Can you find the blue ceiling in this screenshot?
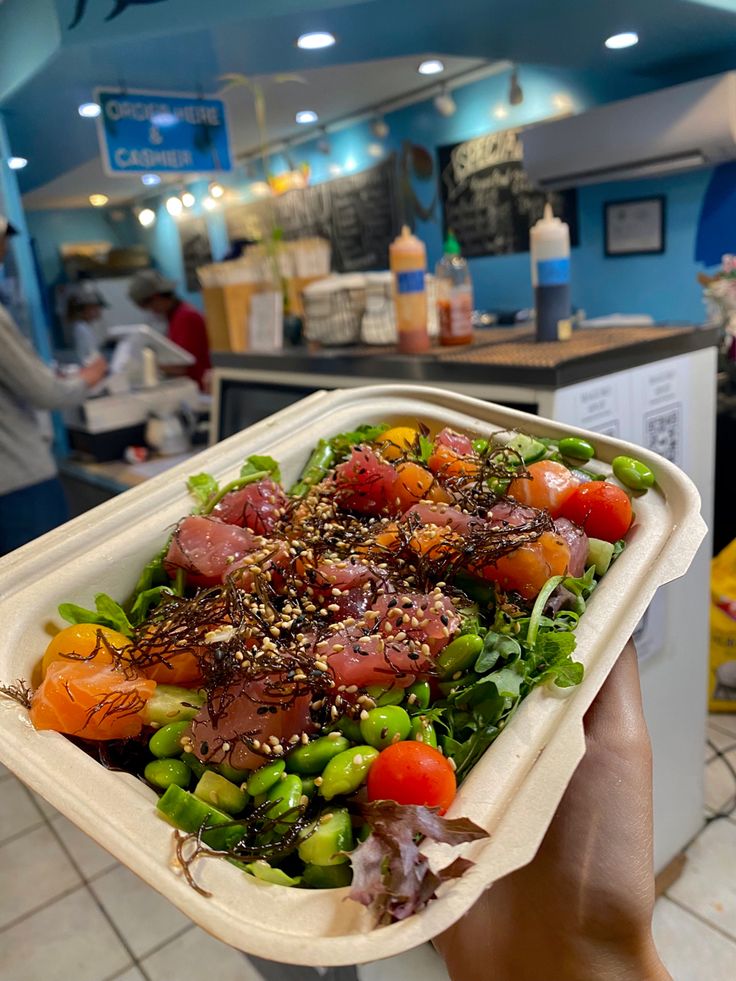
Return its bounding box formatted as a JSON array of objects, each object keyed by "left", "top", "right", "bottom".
[{"left": 5, "top": 0, "right": 736, "bottom": 194}]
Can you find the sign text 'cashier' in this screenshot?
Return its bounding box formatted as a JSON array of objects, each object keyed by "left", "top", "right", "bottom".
[{"left": 96, "top": 89, "right": 232, "bottom": 175}]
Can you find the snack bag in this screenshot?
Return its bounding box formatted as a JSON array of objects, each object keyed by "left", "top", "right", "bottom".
[{"left": 710, "top": 537, "right": 736, "bottom": 711}]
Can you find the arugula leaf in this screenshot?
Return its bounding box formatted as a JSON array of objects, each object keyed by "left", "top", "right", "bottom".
[
  {"left": 187, "top": 472, "right": 219, "bottom": 508},
  {"left": 416, "top": 434, "right": 434, "bottom": 464},
  {"left": 240, "top": 455, "right": 281, "bottom": 482},
  {"left": 130, "top": 546, "right": 169, "bottom": 598},
  {"left": 329, "top": 424, "right": 390, "bottom": 459},
  {"left": 484, "top": 666, "right": 523, "bottom": 698},
  {"left": 542, "top": 660, "right": 584, "bottom": 688},
  {"left": 129, "top": 586, "right": 174, "bottom": 625},
  {"left": 474, "top": 631, "right": 521, "bottom": 673},
  {"left": 59, "top": 593, "right": 133, "bottom": 637},
  {"left": 535, "top": 630, "right": 577, "bottom": 663},
  {"left": 612, "top": 539, "right": 626, "bottom": 562}
]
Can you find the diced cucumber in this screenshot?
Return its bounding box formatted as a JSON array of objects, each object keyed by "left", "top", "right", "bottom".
[
  {"left": 156, "top": 784, "right": 244, "bottom": 850},
  {"left": 193, "top": 770, "right": 248, "bottom": 815},
  {"left": 301, "top": 862, "right": 353, "bottom": 889},
  {"left": 245, "top": 860, "right": 300, "bottom": 887},
  {"left": 506, "top": 434, "right": 546, "bottom": 464},
  {"left": 141, "top": 685, "right": 204, "bottom": 726},
  {"left": 587, "top": 538, "right": 615, "bottom": 576},
  {"left": 298, "top": 809, "right": 353, "bottom": 866}
]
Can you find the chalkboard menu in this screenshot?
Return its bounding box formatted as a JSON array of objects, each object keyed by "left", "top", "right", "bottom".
[
  {"left": 438, "top": 129, "right": 578, "bottom": 258},
  {"left": 225, "top": 157, "right": 400, "bottom": 272}
]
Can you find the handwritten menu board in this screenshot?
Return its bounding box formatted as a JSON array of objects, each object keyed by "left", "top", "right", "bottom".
[
  {"left": 225, "top": 157, "right": 400, "bottom": 272},
  {"left": 438, "top": 128, "right": 578, "bottom": 258}
]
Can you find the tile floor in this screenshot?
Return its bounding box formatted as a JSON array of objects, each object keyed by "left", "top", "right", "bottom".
[{"left": 0, "top": 715, "right": 734, "bottom": 981}]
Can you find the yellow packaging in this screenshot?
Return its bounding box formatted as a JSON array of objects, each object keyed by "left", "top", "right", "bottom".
[{"left": 709, "top": 537, "right": 736, "bottom": 711}]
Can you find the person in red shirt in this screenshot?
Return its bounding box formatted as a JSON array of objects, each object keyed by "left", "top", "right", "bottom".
[{"left": 128, "top": 270, "right": 211, "bottom": 389}]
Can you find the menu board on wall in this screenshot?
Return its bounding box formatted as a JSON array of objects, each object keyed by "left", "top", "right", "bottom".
[
  {"left": 224, "top": 157, "right": 400, "bottom": 272},
  {"left": 438, "top": 128, "right": 578, "bottom": 258}
]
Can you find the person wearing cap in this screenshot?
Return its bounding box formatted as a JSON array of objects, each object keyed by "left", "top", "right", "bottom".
[
  {"left": 128, "top": 270, "right": 211, "bottom": 389},
  {"left": 0, "top": 215, "right": 107, "bottom": 555},
  {"left": 67, "top": 281, "right": 108, "bottom": 362}
]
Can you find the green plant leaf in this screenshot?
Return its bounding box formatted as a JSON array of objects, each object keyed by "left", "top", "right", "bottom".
[
  {"left": 187, "top": 472, "right": 219, "bottom": 507},
  {"left": 58, "top": 594, "right": 133, "bottom": 637},
  {"left": 240, "top": 455, "right": 281, "bottom": 482}
]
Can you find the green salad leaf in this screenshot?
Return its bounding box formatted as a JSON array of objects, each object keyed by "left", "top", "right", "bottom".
[
  {"left": 187, "top": 472, "right": 219, "bottom": 508},
  {"left": 241, "top": 454, "right": 281, "bottom": 482},
  {"left": 58, "top": 593, "right": 133, "bottom": 637},
  {"left": 329, "top": 424, "right": 390, "bottom": 459}
]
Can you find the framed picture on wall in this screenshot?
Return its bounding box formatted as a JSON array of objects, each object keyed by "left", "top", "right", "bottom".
[{"left": 604, "top": 196, "right": 665, "bottom": 257}]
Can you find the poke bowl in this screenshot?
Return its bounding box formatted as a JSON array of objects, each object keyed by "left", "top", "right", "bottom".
[{"left": 0, "top": 385, "right": 706, "bottom": 966}]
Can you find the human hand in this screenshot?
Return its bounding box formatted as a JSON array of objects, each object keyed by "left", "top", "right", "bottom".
[
  {"left": 435, "top": 642, "right": 671, "bottom": 981},
  {"left": 79, "top": 356, "right": 107, "bottom": 388}
]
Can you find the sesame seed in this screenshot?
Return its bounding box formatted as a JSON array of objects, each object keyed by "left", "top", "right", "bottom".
[
  {"left": 314, "top": 776, "right": 323, "bottom": 786},
  {"left": 301, "top": 732, "right": 310, "bottom": 744},
  {"left": 447, "top": 757, "right": 457, "bottom": 771},
  {"left": 360, "top": 710, "right": 369, "bottom": 721},
  {"left": 263, "top": 744, "right": 272, "bottom": 754},
  {"left": 327, "top": 604, "right": 341, "bottom": 613},
  {"left": 252, "top": 740, "right": 261, "bottom": 750}
]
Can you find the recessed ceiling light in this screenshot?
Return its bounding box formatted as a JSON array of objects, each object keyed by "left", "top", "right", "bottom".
[
  {"left": 181, "top": 191, "right": 195, "bottom": 208},
  {"left": 89, "top": 194, "right": 108, "bottom": 207},
  {"left": 605, "top": 31, "right": 639, "bottom": 49},
  {"left": 297, "top": 31, "right": 336, "bottom": 50},
  {"left": 417, "top": 59, "right": 444, "bottom": 76},
  {"left": 7, "top": 157, "right": 28, "bottom": 170},
  {"left": 141, "top": 173, "right": 161, "bottom": 186},
  {"left": 209, "top": 182, "right": 224, "bottom": 198},
  {"left": 78, "top": 102, "right": 101, "bottom": 118},
  {"left": 138, "top": 208, "right": 156, "bottom": 227},
  {"left": 166, "top": 196, "right": 183, "bottom": 217},
  {"left": 296, "top": 110, "right": 318, "bottom": 124}
]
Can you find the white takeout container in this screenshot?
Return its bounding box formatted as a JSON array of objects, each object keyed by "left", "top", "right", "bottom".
[{"left": 0, "top": 385, "right": 706, "bottom": 966}]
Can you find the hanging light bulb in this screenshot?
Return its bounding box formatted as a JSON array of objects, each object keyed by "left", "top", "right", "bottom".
[
  {"left": 166, "top": 195, "right": 183, "bottom": 217},
  {"left": 371, "top": 115, "right": 389, "bottom": 139},
  {"left": 434, "top": 86, "right": 457, "bottom": 117},
  {"left": 181, "top": 191, "right": 195, "bottom": 208},
  {"left": 209, "top": 182, "right": 224, "bottom": 198},
  {"left": 138, "top": 208, "right": 156, "bottom": 227},
  {"left": 508, "top": 69, "right": 524, "bottom": 106}
]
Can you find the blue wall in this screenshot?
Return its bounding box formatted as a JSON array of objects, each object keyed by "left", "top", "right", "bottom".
[{"left": 26, "top": 206, "right": 139, "bottom": 287}]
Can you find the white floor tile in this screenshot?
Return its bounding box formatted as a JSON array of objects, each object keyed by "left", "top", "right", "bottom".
[
  {"left": 28, "top": 787, "right": 59, "bottom": 819},
  {"left": 142, "top": 925, "right": 265, "bottom": 981},
  {"left": 706, "top": 724, "right": 736, "bottom": 763},
  {"left": 704, "top": 752, "right": 736, "bottom": 812},
  {"left": 108, "top": 970, "right": 146, "bottom": 981},
  {"left": 0, "top": 777, "right": 45, "bottom": 844},
  {"left": 90, "top": 864, "right": 191, "bottom": 959},
  {"left": 668, "top": 819, "right": 736, "bottom": 941},
  {"left": 359, "top": 943, "right": 450, "bottom": 981},
  {"left": 0, "top": 886, "right": 131, "bottom": 981},
  {"left": 50, "top": 813, "right": 119, "bottom": 879},
  {"left": 653, "top": 897, "right": 736, "bottom": 981},
  {"left": 709, "top": 713, "right": 736, "bottom": 738},
  {"left": 0, "top": 823, "right": 81, "bottom": 929}
]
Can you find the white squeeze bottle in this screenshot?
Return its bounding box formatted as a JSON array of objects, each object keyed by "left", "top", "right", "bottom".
[{"left": 529, "top": 203, "right": 571, "bottom": 342}]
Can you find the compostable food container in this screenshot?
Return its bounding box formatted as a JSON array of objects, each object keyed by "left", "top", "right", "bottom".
[{"left": 0, "top": 385, "right": 706, "bottom": 966}]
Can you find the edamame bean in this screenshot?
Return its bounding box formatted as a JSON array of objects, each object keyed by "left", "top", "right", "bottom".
[
  {"left": 217, "top": 760, "right": 250, "bottom": 783},
  {"left": 194, "top": 770, "right": 247, "bottom": 815},
  {"left": 145, "top": 758, "right": 191, "bottom": 791},
  {"left": 411, "top": 715, "right": 438, "bottom": 748},
  {"left": 319, "top": 746, "right": 379, "bottom": 801},
  {"left": 612, "top": 455, "right": 655, "bottom": 492},
  {"left": 406, "top": 680, "right": 431, "bottom": 709},
  {"left": 301, "top": 776, "right": 317, "bottom": 798},
  {"left": 264, "top": 774, "right": 304, "bottom": 832},
  {"left": 359, "top": 706, "right": 411, "bottom": 750},
  {"left": 148, "top": 721, "right": 190, "bottom": 759},
  {"left": 472, "top": 438, "right": 488, "bottom": 455},
  {"left": 246, "top": 759, "right": 286, "bottom": 796},
  {"left": 180, "top": 752, "right": 207, "bottom": 780},
  {"left": 558, "top": 436, "right": 596, "bottom": 461},
  {"left": 436, "top": 633, "right": 484, "bottom": 678},
  {"left": 285, "top": 735, "right": 350, "bottom": 775},
  {"left": 335, "top": 716, "right": 363, "bottom": 742},
  {"left": 298, "top": 808, "right": 353, "bottom": 866},
  {"left": 365, "top": 684, "right": 404, "bottom": 707}
]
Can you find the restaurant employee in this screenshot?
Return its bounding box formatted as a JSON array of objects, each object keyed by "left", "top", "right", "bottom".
[
  {"left": 128, "top": 270, "right": 211, "bottom": 389},
  {"left": 0, "top": 215, "right": 107, "bottom": 555}
]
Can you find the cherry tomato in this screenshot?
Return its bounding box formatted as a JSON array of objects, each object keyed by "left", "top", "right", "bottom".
[
  {"left": 41, "top": 623, "right": 132, "bottom": 679},
  {"left": 366, "top": 741, "right": 456, "bottom": 813},
  {"left": 560, "top": 481, "right": 633, "bottom": 542},
  {"left": 507, "top": 460, "right": 579, "bottom": 518}
]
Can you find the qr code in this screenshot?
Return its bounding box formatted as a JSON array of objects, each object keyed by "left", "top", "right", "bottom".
[{"left": 644, "top": 404, "right": 681, "bottom": 464}]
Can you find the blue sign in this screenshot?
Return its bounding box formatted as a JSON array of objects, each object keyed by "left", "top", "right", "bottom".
[{"left": 96, "top": 89, "right": 232, "bottom": 175}]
